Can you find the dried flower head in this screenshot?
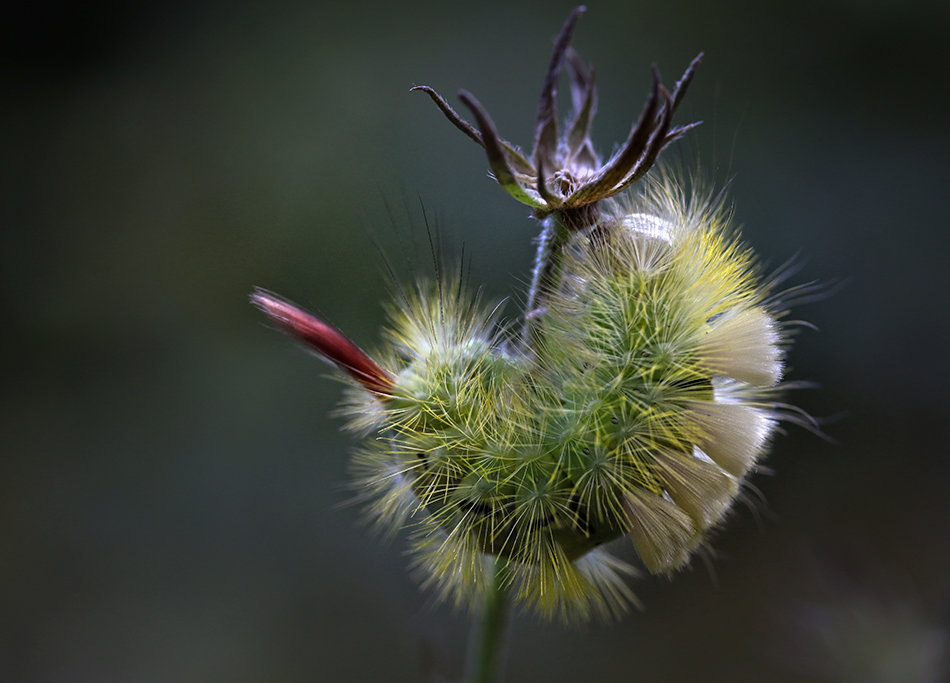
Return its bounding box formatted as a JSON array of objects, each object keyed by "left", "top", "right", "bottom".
[
  {"left": 253, "top": 6, "right": 798, "bottom": 622},
  {"left": 411, "top": 7, "right": 700, "bottom": 222}
]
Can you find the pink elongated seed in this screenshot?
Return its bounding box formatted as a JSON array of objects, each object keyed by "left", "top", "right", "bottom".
[{"left": 251, "top": 290, "right": 394, "bottom": 398}]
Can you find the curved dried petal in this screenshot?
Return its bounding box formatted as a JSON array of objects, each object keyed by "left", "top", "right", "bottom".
[
  {"left": 566, "top": 68, "right": 662, "bottom": 206},
  {"left": 565, "top": 54, "right": 597, "bottom": 163},
  {"left": 566, "top": 47, "right": 593, "bottom": 115},
  {"left": 535, "top": 155, "right": 558, "bottom": 208},
  {"left": 663, "top": 120, "right": 703, "bottom": 147},
  {"left": 534, "top": 6, "right": 586, "bottom": 175},
  {"left": 413, "top": 85, "right": 535, "bottom": 175},
  {"left": 612, "top": 88, "right": 675, "bottom": 194},
  {"left": 669, "top": 52, "right": 703, "bottom": 112},
  {"left": 410, "top": 85, "right": 484, "bottom": 147},
  {"left": 459, "top": 90, "right": 545, "bottom": 208}
]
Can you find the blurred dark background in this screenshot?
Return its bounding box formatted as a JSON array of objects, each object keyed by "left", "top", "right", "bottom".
[{"left": 3, "top": 1, "right": 949, "bottom": 681}]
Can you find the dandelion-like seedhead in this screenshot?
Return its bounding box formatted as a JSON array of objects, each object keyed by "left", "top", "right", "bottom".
[{"left": 252, "top": 7, "right": 799, "bottom": 623}]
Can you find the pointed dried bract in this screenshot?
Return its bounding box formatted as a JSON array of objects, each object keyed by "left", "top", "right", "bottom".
[{"left": 413, "top": 6, "right": 702, "bottom": 223}]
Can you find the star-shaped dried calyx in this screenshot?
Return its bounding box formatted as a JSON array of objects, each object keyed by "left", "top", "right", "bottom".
[{"left": 413, "top": 6, "right": 702, "bottom": 225}]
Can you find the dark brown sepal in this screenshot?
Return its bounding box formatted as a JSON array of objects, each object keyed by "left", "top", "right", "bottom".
[{"left": 414, "top": 6, "right": 702, "bottom": 220}]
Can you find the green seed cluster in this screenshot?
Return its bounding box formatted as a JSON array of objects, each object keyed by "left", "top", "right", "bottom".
[{"left": 346, "top": 180, "right": 784, "bottom": 621}]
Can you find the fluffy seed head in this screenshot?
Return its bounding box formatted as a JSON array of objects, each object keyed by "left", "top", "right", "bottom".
[
  {"left": 252, "top": 7, "right": 801, "bottom": 623},
  {"left": 330, "top": 175, "right": 789, "bottom": 621}
]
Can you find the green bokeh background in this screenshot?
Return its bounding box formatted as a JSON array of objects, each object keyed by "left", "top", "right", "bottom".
[{"left": 4, "top": 1, "right": 949, "bottom": 681}]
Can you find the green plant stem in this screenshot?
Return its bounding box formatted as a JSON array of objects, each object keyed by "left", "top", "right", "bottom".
[
  {"left": 524, "top": 213, "right": 571, "bottom": 345},
  {"left": 465, "top": 558, "right": 509, "bottom": 683}
]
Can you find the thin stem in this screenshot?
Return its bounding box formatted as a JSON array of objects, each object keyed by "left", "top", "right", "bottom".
[
  {"left": 465, "top": 558, "right": 510, "bottom": 683},
  {"left": 524, "top": 213, "right": 572, "bottom": 345}
]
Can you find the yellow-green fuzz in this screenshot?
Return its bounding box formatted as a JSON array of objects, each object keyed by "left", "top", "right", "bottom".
[
  {"left": 254, "top": 6, "right": 793, "bottom": 624},
  {"left": 345, "top": 180, "right": 784, "bottom": 621}
]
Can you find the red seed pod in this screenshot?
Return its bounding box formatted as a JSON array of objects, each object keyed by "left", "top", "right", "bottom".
[{"left": 251, "top": 290, "right": 393, "bottom": 397}]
